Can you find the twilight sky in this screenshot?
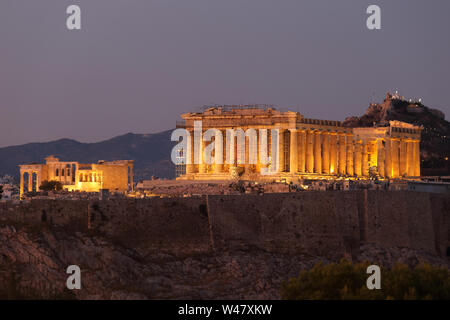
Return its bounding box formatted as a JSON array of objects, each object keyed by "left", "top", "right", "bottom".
[{"left": 0, "top": 0, "right": 449, "bottom": 147}]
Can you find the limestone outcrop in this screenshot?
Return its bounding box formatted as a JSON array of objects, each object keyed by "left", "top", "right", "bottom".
[{"left": 0, "top": 191, "right": 448, "bottom": 299}]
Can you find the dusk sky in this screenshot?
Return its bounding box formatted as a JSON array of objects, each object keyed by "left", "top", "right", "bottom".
[{"left": 0, "top": 0, "right": 449, "bottom": 147}]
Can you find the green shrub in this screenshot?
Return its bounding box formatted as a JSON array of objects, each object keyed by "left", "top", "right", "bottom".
[{"left": 281, "top": 260, "right": 450, "bottom": 300}]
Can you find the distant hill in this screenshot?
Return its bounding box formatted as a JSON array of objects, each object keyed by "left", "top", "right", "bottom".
[
  {"left": 343, "top": 93, "right": 450, "bottom": 175},
  {"left": 0, "top": 130, "right": 176, "bottom": 182}
]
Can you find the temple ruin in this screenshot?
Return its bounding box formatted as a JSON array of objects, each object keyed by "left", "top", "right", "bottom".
[
  {"left": 19, "top": 156, "right": 134, "bottom": 197},
  {"left": 175, "top": 105, "right": 421, "bottom": 181}
]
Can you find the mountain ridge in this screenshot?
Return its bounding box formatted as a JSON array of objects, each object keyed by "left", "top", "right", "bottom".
[{"left": 0, "top": 130, "right": 177, "bottom": 181}]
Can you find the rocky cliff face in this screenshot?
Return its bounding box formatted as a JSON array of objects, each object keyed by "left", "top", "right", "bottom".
[
  {"left": 0, "top": 191, "right": 448, "bottom": 299},
  {"left": 343, "top": 93, "right": 450, "bottom": 175},
  {"left": 0, "top": 225, "right": 446, "bottom": 300}
]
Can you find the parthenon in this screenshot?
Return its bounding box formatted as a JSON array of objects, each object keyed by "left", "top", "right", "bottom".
[
  {"left": 19, "top": 156, "right": 134, "bottom": 197},
  {"left": 175, "top": 105, "right": 421, "bottom": 181}
]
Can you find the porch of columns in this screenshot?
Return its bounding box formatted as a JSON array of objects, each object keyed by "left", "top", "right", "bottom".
[{"left": 20, "top": 170, "right": 41, "bottom": 196}]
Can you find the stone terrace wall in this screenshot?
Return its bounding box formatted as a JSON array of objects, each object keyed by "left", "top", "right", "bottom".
[
  {"left": 0, "top": 199, "right": 88, "bottom": 230},
  {"left": 0, "top": 191, "right": 448, "bottom": 259},
  {"left": 207, "top": 192, "right": 360, "bottom": 259},
  {"left": 89, "top": 197, "right": 211, "bottom": 256},
  {"left": 364, "top": 191, "right": 436, "bottom": 254}
]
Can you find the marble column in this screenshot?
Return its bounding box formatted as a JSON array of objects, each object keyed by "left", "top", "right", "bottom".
[
  {"left": 199, "top": 136, "right": 206, "bottom": 174},
  {"left": 36, "top": 170, "right": 41, "bottom": 192},
  {"left": 186, "top": 130, "right": 195, "bottom": 174},
  {"left": 277, "top": 129, "right": 285, "bottom": 172},
  {"left": 377, "top": 139, "right": 385, "bottom": 177},
  {"left": 391, "top": 139, "right": 400, "bottom": 178},
  {"left": 129, "top": 166, "right": 133, "bottom": 190},
  {"left": 245, "top": 135, "right": 250, "bottom": 172},
  {"left": 322, "top": 132, "right": 330, "bottom": 174},
  {"left": 306, "top": 130, "right": 314, "bottom": 173},
  {"left": 362, "top": 142, "right": 369, "bottom": 176},
  {"left": 314, "top": 131, "right": 322, "bottom": 174},
  {"left": 346, "top": 135, "right": 354, "bottom": 176},
  {"left": 20, "top": 171, "right": 24, "bottom": 197},
  {"left": 399, "top": 139, "right": 407, "bottom": 177},
  {"left": 414, "top": 140, "right": 420, "bottom": 177},
  {"left": 354, "top": 140, "right": 362, "bottom": 176},
  {"left": 214, "top": 132, "right": 224, "bottom": 173},
  {"left": 227, "top": 130, "right": 236, "bottom": 170},
  {"left": 338, "top": 134, "right": 346, "bottom": 175},
  {"left": 298, "top": 130, "right": 306, "bottom": 173},
  {"left": 28, "top": 172, "right": 33, "bottom": 192},
  {"left": 289, "top": 129, "right": 298, "bottom": 173},
  {"left": 330, "top": 134, "right": 337, "bottom": 174},
  {"left": 385, "top": 139, "right": 392, "bottom": 178},
  {"left": 407, "top": 140, "right": 414, "bottom": 177}
]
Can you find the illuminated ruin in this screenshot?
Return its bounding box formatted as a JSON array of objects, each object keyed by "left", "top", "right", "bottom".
[
  {"left": 19, "top": 156, "right": 133, "bottom": 197},
  {"left": 175, "top": 105, "right": 421, "bottom": 181}
]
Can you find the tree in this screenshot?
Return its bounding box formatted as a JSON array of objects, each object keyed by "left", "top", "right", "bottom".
[
  {"left": 281, "top": 260, "right": 450, "bottom": 300},
  {"left": 40, "top": 180, "right": 63, "bottom": 192}
]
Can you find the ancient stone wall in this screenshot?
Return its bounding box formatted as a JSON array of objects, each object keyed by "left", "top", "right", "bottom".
[{"left": 0, "top": 191, "right": 448, "bottom": 260}]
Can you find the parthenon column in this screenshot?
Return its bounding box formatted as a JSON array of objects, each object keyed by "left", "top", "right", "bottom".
[
  {"left": 354, "top": 140, "right": 362, "bottom": 176},
  {"left": 338, "top": 134, "right": 346, "bottom": 175},
  {"left": 385, "top": 139, "right": 392, "bottom": 178},
  {"left": 186, "top": 130, "right": 195, "bottom": 174},
  {"left": 277, "top": 129, "right": 285, "bottom": 172},
  {"left": 377, "top": 139, "right": 385, "bottom": 177},
  {"left": 329, "top": 133, "right": 337, "bottom": 174},
  {"left": 214, "top": 132, "right": 224, "bottom": 174},
  {"left": 298, "top": 130, "right": 306, "bottom": 173},
  {"left": 199, "top": 136, "right": 206, "bottom": 174},
  {"left": 289, "top": 129, "right": 298, "bottom": 173},
  {"left": 391, "top": 139, "right": 400, "bottom": 178},
  {"left": 362, "top": 142, "right": 369, "bottom": 176},
  {"left": 245, "top": 135, "right": 250, "bottom": 172},
  {"left": 407, "top": 139, "right": 414, "bottom": 177},
  {"left": 223, "top": 130, "right": 228, "bottom": 173},
  {"left": 227, "top": 130, "right": 236, "bottom": 171},
  {"left": 322, "top": 132, "right": 330, "bottom": 174},
  {"left": 399, "top": 139, "right": 407, "bottom": 177},
  {"left": 306, "top": 130, "right": 314, "bottom": 173},
  {"left": 346, "top": 135, "right": 354, "bottom": 176},
  {"left": 413, "top": 140, "right": 420, "bottom": 177},
  {"left": 314, "top": 131, "right": 322, "bottom": 173}
]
